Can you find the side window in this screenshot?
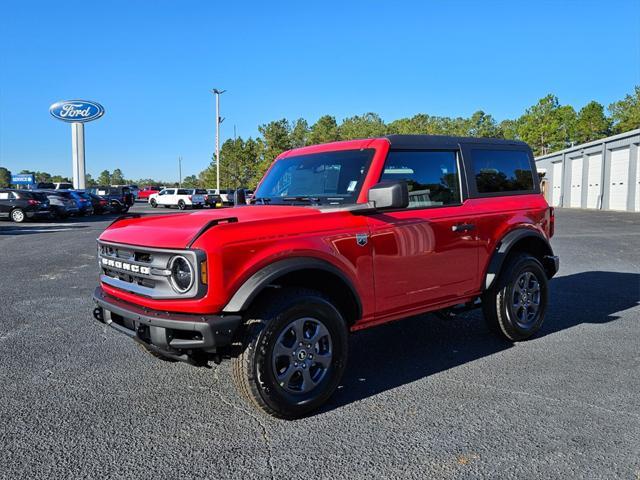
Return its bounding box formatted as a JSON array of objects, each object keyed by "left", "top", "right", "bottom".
[
  {"left": 0, "top": 192, "right": 9, "bottom": 200},
  {"left": 177, "top": 189, "right": 189, "bottom": 195},
  {"left": 472, "top": 149, "right": 534, "bottom": 193},
  {"left": 380, "top": 150, "right": 461, "bottom": 208}
]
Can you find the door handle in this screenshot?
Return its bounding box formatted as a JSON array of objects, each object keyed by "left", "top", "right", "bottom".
[{"left": 452, "top": 223, "right": 475, "bottom": 232}]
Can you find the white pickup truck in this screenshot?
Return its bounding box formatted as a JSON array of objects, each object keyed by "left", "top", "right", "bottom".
[{"left": 148, "top": 188, "right": 206, "bottom": 210}]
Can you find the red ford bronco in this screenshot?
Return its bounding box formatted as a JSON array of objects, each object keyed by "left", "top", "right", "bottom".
[{"left": 93, "top": 135, "right": 558, "bottom": 418}]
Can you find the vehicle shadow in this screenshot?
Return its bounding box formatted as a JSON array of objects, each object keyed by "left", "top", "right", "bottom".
[
  {"left": 0, "top": 224, "right": 92, "bottom": 235},
  {"left": 325, "top": 271, "right": 640, "bottom": 413}
]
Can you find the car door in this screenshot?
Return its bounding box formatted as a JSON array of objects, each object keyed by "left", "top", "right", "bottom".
[
  {"left": 0, "top": 190, "right": 12, "bottom": 217},
  {"left": 167, "top": 188, "right": 180, "bottom": 205},
  {"left": 366, "top": 149, "right": 479, "bottom": 319},
  {"left": 157, "top": 189, "right": 170, "bottom": 205}
]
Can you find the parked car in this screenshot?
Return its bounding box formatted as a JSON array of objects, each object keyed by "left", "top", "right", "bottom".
[
  {"left": 75, "top": 190, "right": 111, "bottom": 214},
  {"left": 137, "top": 186, "right": 160, "bottom": 200},
  {"left": 0, "top": 189, "right": 51, "bottom": 222},
  {"left": 92, "top": 186, "right": 134, "bottom": 213},
  {"left": 87, "top": 193, "right": 111, "bottom": 214},
  {"left": 93, "top": 134, "right": 559, "bottom": 419},
  {"left": 38, "top": 190, "right": 79, "bottom": 219},
  {"left": 65, "top": 190, "right": 94, "bottom": 216},
  {"left": 148, "top": 188, "right": 205, "bottom": 209},
  {"left": 219, "top": 189, "right": 234, "bottom": 205},
  {"left": 129, "top": 185, "right": 140, "bottom": 199},
  {"left": 205, "top": 189, "right": 222, "bottom": 208},
  {"left": 54, "top": 182, "right": 74, "bottom": 190}
]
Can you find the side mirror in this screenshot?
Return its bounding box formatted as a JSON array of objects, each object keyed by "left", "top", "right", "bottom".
[
  {"left": 233, "top": 189, "right": 246, "bottom": 206},
  {"left": 367, "top": 181, "right": 409, "bottom": 210}
]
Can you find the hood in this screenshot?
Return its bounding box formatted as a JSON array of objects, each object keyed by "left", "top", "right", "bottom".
[{"left": 98, "top": 205, "right": 322, "bottom": 249}]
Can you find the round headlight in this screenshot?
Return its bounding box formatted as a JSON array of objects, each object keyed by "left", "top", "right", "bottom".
[{"left": 169, "top": 255, "right": 194, "bottom": 293}]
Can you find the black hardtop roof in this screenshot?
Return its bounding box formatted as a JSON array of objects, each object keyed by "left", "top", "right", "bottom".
[{"left": 384, "top": 134, "right": 529, "bottom": 150}]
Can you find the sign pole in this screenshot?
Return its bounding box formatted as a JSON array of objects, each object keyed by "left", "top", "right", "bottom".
[
  {"left": 50, "top": 99, "right": 104, "bottom": 190},
  {"left": 71, "top": 122, "right": 86, "bottom": 189}
]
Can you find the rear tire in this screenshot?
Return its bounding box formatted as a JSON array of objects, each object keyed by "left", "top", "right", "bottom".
[
  {"left": 231, "top": 288, "right": 348, "bottom": 419},
  {"left": 10, "top": 208, "right": 26, "bottom": 223},
  {"left": 482, "top": 253, "right": 548, "bottom": 342},
  {"left": 178, "top": 200, "right": 186, "bottom": 210}
]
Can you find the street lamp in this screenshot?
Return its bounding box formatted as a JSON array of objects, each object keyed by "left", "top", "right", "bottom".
[{"left": 211, "top": 88, "right": 226, "bottom": 192}]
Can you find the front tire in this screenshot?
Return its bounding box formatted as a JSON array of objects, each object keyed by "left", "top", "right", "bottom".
[
  {"left": 150, "top": 199, "right": 157, "bottom": 208},
  {"left": 232, "top": 288, "right": 348, "bottom": 419},
  {"left": 482, "top": 253, "right": 548, "bottom": 342},
  {"left": 10, "top": 208, "right": 26, "bottom": 223}
]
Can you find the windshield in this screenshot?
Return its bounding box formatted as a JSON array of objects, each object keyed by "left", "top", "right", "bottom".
[{"left": 254, "top": 149, "right": 374, "bottom": 205}]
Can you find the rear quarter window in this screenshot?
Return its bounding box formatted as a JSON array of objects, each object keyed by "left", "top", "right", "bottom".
[{"left": 471, "top": 149, "right": 534, "bottom": 194}]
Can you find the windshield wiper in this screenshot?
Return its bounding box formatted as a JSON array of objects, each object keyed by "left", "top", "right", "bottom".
[
  {"left": 253, "top": 197, "right": 272, "bottom": 205},
  {"left": 282, "top": 196, "right": 322, "bottom": 205}
]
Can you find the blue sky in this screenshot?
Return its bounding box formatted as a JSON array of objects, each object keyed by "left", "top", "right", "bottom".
[{"left": 1, "top": 0, "right": 639, "bottom": 181}]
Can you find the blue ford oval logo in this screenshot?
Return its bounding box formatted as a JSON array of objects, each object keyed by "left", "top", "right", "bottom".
[{"left": 49, "top": 100, "right": 105, "bottom": 123}]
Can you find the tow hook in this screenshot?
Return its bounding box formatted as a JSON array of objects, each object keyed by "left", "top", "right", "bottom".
[{"left": 93, "top": 307, "right": 105, "bottom": 323}]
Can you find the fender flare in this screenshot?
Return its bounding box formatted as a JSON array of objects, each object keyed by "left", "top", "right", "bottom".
[
  {"left": 222, "top": 257, "right": 362, "bottom": 317},
  {"left": 484, "top": 228, "right": 556, "bottom": 290}
]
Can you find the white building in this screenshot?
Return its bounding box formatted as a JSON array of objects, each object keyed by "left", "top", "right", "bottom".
[{"left": 535, "top": 129, "right": 640, "bottom": 212}]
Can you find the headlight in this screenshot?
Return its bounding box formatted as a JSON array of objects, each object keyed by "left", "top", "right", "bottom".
[{"left": 169, "top": 255, "right": 194, "bottom": 293}]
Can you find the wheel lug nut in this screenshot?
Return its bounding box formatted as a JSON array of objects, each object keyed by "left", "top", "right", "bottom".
[
  {"left": 307, "top": 344, "right": 311, "bottom": 348},
  {"left": 294, "top": 362, "right": 298, "bottom": 367},
  {"left": 302, "top": 363, "right": 306, "bottom": 369},
  {"left": 309, "top": 354, "right": 313, "bottom": 359}
]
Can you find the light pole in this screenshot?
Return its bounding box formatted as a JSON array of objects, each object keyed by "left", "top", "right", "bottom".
[
  {"left": 178, "top": 156, "right": 182, "bottom": 187},
  {"left": 211, "top": 88, "right": 226, "bottom": 192}
]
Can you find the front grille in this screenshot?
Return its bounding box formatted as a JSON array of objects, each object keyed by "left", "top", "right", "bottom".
[{"left": 97, "top": 240, "right": 205, "bottom": 300}]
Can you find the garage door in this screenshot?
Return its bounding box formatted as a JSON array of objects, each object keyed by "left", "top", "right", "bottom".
[
  {"left": 570, "top": 156, "right": 583, "bottom": 208},
  {"left": 609, "top": 147, "right": 629, "bottom": 211},
  {"left": 636, "top": 147, "right": 640, "bottom": 212},
  {"left": 552, "top": 161, "right": 563, "bottom": 207},
  {"left": 586, "top": 153, "right": 602, "bottom": 209}
]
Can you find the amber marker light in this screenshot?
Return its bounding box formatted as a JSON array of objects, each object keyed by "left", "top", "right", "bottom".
[{"left": 201, "top": 261, "right": 208, "bottom": 285}]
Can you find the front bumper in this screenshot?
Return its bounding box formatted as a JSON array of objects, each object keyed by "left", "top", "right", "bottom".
[{"left": 93, "top": 286, "right": 242, "bottom": 362}]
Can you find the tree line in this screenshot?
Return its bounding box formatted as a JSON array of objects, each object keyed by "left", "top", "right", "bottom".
[
  {"left": 1, "top": 87, "right": 637, "bottom": 189},
  {"left": 199, "top": 87, "right": 639, "bottom": 190}
]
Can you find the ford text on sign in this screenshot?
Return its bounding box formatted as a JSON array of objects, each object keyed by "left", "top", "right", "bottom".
[{"left": 49, "top": 100, "right": 105, "bottom": 123}]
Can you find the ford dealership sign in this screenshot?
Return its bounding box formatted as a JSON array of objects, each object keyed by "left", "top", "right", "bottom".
[{"left": 49, "top": 100, "right": 104, "bottom": 123}]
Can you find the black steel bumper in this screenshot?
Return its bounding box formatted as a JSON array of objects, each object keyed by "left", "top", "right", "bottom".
[{"left": 93, "top": 287, "right": 242, "bottom": 362}]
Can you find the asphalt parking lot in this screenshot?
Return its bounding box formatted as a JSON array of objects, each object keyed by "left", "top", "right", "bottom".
[{"left": 0, "top": 205, "right": 638, "bottom": 479}]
